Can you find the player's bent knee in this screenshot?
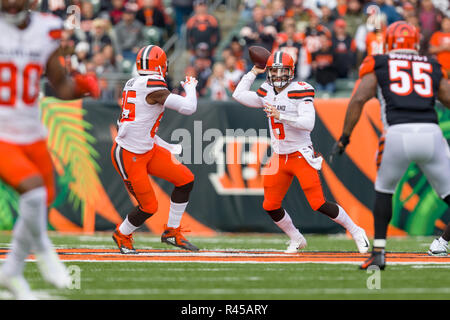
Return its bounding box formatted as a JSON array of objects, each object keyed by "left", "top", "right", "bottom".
[
  {"left": 141, "top": 201, "right": 158, "bottom": 215},
  {"left": 183, "top": 171, "right": 195, "bottom": 185},
  {"left": 263, "top": 200, "right": 282, "bottom": 212},
  {"left": 17, "top": 175, "right": 45, "bottom": 195},
  {"left": 128, "top": 206, "right": 154, "bottom": 226},
  {"left": 177, "top": 180, "right": 194, "bottom": 193},
  {"left": 303, "top": 186, "right": 326, "bottom": 211},
  {"left": 46, "top": 185, "right": 56, "bottom": 206},
  {"left": 309, "top": 197, "right": 326, "bottom": 211},
  {"left": 265, "top": 207, "right": 285, "bottom": 222},
  {"left": 171, "top": 180, "right": 194, "bottom": 203}
]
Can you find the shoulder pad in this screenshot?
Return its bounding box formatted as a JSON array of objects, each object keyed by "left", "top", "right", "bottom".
[
  {"left": 256, "top": 81, "right": 270, "bottom": 97},
  {"left": 35, "top": 12, "right": 64, "bottom": 40},
  {"left": 36, "top": 12, "right": 63, "bottom": 28},
  {"left": 287, "top": 81, "right": 315, "bottom": 100},
  {"left": 145, "top": 75, "right": 168, "bottom": 89},
  {"left": 359, "top": 55, "right": 378, "bottom": 79},
  {"left": 256, "top": 83, "right": 267, "bottom": 98}
]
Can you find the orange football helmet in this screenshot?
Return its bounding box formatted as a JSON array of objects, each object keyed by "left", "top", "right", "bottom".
[
  {"left": 384, "top": 21, "right": 420, "bottom": 52},
  {"left": 266, "top": 51, "right": 295, "bottom": 88},
  {"left": 136, "top": 45, "right": 168, "bottom": 77}
]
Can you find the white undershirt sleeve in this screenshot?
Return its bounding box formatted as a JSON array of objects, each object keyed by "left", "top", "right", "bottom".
[
  {"left": 163, "top": 84, "right": 197, "bottom": 115},
  {"left": 232, "top": 71, "right": 264, "bottom": 108},
  {"left": 279, "top": 100, "right": 316, "bottom": 131}
]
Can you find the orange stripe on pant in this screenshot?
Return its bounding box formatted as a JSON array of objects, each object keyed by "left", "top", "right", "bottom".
[
  {"left": 0, "top": 139, "right": 55, "bottom": 205},
  {"left": 111, "top": 142, "right": 194, "bottom": 214},
  {"left": 262, "top": 151, "right": 325, "bottom": 211}
]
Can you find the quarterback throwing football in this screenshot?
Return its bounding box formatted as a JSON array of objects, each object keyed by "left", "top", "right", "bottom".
[{"left": 232, "top": 51, "right": 369, "bottom": 253}]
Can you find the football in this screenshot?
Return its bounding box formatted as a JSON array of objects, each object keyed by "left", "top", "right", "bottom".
[{"left": 248, "top": 45, "right": 271, "bottom": 69}]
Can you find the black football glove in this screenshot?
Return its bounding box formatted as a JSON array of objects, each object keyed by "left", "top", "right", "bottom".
[{"left": 329, "top": 134, "right": 350, "bottom": 163}]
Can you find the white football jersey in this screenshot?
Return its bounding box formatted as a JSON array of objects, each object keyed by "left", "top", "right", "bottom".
[
  {"left": 115, "top": 74, "right": 168, "bottom": 154},
  {"left": 257, "top": 80, "right": 315, "bottom": 154},
  {"left": 0, "top": 12, "right": 63, "bottom": 144}
]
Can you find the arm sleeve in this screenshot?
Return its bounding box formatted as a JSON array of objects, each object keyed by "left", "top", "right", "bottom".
[
  {"left": 163, "top": 85, "right": 197, "bottom": 115},
  {"left": 232, "top": 71, "right": 264, "bottom": 108},
  {"left": 278, "top": 100, "right": 315, "bottom": 131}
]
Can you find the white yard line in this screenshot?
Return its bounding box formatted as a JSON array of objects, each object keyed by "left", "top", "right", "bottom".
[{"left": 55, "top": 287, "right": 450, "bottom": 296}]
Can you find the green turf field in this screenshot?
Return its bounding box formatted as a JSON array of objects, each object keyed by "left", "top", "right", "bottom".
[{"left": 0, "top": 232, "right": 449, "bottom": 300}]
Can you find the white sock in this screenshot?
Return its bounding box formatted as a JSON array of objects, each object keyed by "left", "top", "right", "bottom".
[
  {"left": 373, "top": 239, "right": 386, "bottom": 248},
  {"left": 439, "top": 237, "right": 448, "bottom": 245},
  {"left": 2, "top": 187, "right": 49, "bottom": 276},
  {"left": 274, "top": 210, "right": 303, "bottom": 240},
  {"left": 332, "top": 205, "right": 359, "bottom": 235},
  {"left": 119, "top": 216, "right": 138, "bottom": 235},
  {"left": 1, "top": 218, "right": 32, "bottom": 276},
  {"left": 167, "top": 201, "right": 188, "bottom": 228}
]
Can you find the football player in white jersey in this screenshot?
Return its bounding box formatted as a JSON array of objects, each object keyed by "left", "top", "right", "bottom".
[
  {"left": 0, "top": 0, "right": 100, "bottom": 299},
  {"left": 111, "top": 45, "right": 200, "bottom": 253},
  {"left": 232, "top": 51, "right": 369, "bottom": 253}
]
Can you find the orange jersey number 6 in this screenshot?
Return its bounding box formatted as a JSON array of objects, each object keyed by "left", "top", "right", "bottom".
[{"left": 270, "top": 116, "right": 285, "bottom": 140}]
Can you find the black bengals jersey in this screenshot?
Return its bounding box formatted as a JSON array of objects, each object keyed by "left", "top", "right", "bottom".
[{"left": 359, "top": 52, "right": 446, "bottom": 126}]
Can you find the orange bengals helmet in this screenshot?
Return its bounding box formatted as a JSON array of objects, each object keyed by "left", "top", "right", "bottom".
[
  {"left": 384, "top": 21, "right": 420, "bottom": 52},
  {"left": 136, "top": 45, "right": 168, "bottom": 77},
  {"left": 266, "top": 51, "right": 295, "bottom": 88}
]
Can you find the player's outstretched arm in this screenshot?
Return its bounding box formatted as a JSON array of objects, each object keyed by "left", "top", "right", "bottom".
[
  {"left": 330, "top": 73, "right": 377, "bottom": 158},
  {"left": 46, "top": 48, "right": 100, "bottom": 100},
  {"left": 342, "top": 73, "right": 377, "bottom": 137},
  {"left": 232, "top": 66, "right": 265, "bottom": 108},
  {"left": 147, "top": 76, "right": 198, "bottom": 115},
  {"left": 438, "top": 78, "right": 450, "bottom": 109}
]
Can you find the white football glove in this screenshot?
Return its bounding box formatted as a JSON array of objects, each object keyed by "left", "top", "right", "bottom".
[{"left": 181, "top": 76, "right": 198, "bottom": 89}]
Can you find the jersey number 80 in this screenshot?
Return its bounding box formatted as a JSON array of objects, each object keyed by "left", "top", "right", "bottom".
[{"left": 0, "top": 62, "right": 42, "bottom": 106}]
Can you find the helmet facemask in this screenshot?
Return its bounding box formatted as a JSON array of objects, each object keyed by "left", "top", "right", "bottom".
[
  {"left": 267, "top": 66, "right": 293, "bottom": 89},
  {"left": 158, "top": 60, "right": 168, "bottom": 78},
  {"left": 0, "top": 0, "right": 30, "bottom": 27}
]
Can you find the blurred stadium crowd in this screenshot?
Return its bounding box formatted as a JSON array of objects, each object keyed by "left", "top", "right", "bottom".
[{"left": 36, "top": 0, "right": 449, "bottom": 101}]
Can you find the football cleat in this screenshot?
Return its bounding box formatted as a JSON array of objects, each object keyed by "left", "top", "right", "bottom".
[
  {"left": 351, "top": 227, "right": 370, "bottom": 254},
  {"left": 360, "top": 249, "right": 386, "bottom": 270},
  {"left": 285, "top": 235, "right": 307, "bottom": 253},
  {"left": 161, "top": 224, "right": 199, "bottom": 251},
  {"left": 112, "top": 227, "right": 137, "bottom": 254},
  {"left": 428, "top": 238, "right": 448, "bottom": 256},
  {"left": 35, "top": 249, "right": 72, "bottom": 289},
  {"left": 0, "top": 270, "right": 37, "bottom": 300}
]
